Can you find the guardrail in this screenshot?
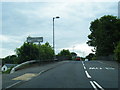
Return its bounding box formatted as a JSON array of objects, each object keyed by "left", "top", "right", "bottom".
[
  {"left": 10, "top": 60, "right": 38, "bottom": 74},
  {"left": 10, "top": 59, "right": 60, "bottom": 74}
]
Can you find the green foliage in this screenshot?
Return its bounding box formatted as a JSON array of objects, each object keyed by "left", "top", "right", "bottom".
[
  {"left": 39, "top": 42, "right": 54, "bottom": 61},
  {"left": 87, "top": 15, "right": 120, "bottom": 56},
  {"left": 15, "top": 42, "right": 54, "bottom": 63},
  {"left": 114, "top": 42, "right": 120, "bottom": 62},
  {"left": 2, "top": 55, "right": 19, "bottom": 64},
  {"left": 57, "top": 49, "right": 72, "bottom": 60},
  {"left": 71, "top": 52, "right": 77, "bottom": 60},
  {"left": 86, "top": 53, "right": 95, "bottom": 60},
  {"left": 2, "top": 66, "right": 14, "bottom": 74},
  {"left": 15, "top": 42, "right": 40, "bottom": 63}
]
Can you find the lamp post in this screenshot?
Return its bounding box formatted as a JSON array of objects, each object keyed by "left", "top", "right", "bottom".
[{"left": 53, "top": 16, "right": 60, "bottom": 59}]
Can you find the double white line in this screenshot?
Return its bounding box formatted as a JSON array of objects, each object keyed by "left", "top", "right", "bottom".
[
  {"left": 82, "top": 61, "right": 104, "bottom": 90},
  {"left": 90, "top": 81, "right": 104, "bottom": 90}
]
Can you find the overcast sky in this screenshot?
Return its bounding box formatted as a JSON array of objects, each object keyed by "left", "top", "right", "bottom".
[{"left": 0, "top": 0, "right": 119, "bottom": 58}]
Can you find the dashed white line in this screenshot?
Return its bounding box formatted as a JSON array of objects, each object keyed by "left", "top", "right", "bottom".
[
  {"left": 93, "top": 81, "right": 104, "bottom": 90},
  {"left": 90, "top": 81, "right": 98, "bottom": 90},
  {"left": 83, "top": 66, "right": 86, "bottom": 69},
  {"left": 85, "top": 70, "right": 91, "bottom": 78}
]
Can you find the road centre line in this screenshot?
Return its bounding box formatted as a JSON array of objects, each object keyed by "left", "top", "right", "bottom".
[
  {"left": 83, "top": 66, "right": 86, "bottom": 69},
  {"left": 85, "top": 70, "right": 91, "bottom": 78},
  {"left": 82, "top": 61, "right": 84, "bottom": 65},
  {"left": 90, "top": 81, "right": 98, "bottom": 90},
  {"left": 93, "top": 81, "right": 104, "bottom": 90}
]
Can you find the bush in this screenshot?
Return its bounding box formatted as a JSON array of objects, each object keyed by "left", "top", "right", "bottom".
[{"left": 114, "top": 42, "right": 120, "bottom": 62}]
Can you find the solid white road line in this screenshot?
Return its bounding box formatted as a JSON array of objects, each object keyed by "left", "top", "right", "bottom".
[
  {"left": 6, "top": 81, "right": 21, "bottom": 89},
  {"left": 85, "top": 70, "right": 91, "bottom": 78},
  {"left": 90, "top": 81, "right": 98, "bottom": 90},
  {"left": 93, "top": 81, "right": 104, "bottom": 90}
]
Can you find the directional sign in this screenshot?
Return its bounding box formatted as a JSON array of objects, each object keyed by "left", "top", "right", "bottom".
[{"left": 27, "top": 37, "right": 43, "bottom": 43}]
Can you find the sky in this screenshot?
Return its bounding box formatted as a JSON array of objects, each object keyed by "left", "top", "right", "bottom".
[{"left": 0, "top": 0, "right": 119, "bottom": 58}]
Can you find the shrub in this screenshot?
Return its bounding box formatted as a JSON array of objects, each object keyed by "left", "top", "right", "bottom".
[{"left": 114, "top": 42, "right": 120, "bottom": 63}]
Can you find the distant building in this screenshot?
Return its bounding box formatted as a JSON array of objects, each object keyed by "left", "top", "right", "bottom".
[{"left": 1, "top": 64, "right": 17, "bottom": 72}]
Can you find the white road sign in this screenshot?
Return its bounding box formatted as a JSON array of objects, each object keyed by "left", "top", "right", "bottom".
[{"left": 27, "top": 37, "right": 43, "bottom": 43}]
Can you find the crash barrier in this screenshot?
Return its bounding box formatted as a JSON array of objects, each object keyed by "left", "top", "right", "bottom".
[
  {"left": 10, "top": 60, "right": 37, "bottom": 74},
  {"left": 10, "top": 59, "right": 60, "bottom": 74}
]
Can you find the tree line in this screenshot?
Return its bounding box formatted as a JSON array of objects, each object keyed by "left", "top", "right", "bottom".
[
  {"left": 2, "top": 42, "right": 73, "bottom": 64},
  {"left": 87, "top": 15, "right": 120, "bottom": 62}
]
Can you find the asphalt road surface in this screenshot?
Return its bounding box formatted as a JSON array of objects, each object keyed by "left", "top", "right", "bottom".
[{"left": 8, "top": 61, "right": 119, "bottom": 90}]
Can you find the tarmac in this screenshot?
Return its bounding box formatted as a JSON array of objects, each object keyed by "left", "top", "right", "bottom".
[{"left": 2, "top": 61, "right": 69, "bottom": 89}]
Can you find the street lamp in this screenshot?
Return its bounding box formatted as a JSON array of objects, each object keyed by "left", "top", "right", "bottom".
[{"left": 53, "top": 16, "right": 60, "bottom": 59}]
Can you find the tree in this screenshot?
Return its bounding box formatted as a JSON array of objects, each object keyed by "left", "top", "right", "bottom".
[
  {"left": 86, "top": 53, "right": 95, "bottom": 60},
  {"left": 39, "top": 42, "right": 54, "bottom": 61},
  {"left": 15, "top": 42, "right": 40, "bottom": 63},
  {"left": 15, "top": 42, "right": 54, "bottom": 63},
  {"left": 114, "top": 42, "right": 120, "bottom": 62},
  {"left": 57, "top": 49, "right": 72, "bottom": 60},
  {"left": 71, "top": 52, "right": 77, "bottom": 60},
  {"left": 2, "top": 55, "right": 19, "bottom": 64},
  {"left": 87, "top": 15, "right": 120, "bottom": 56}
]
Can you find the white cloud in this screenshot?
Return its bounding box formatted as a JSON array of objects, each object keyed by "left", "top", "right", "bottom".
[
  {"left": 0, "top": 34, "right": 23, "bottom": 43},
  {"left": 0, "top": 48, "right": 15, "bottom": 58},
  {"left": 1, "top": 2, "right": 117, "bottom": 58},
  {"left": 57, "top": 42, "right": 94, "bottom": 57},
  {"left": 1, "top": 0, "right": 120, "bottom": 2}
]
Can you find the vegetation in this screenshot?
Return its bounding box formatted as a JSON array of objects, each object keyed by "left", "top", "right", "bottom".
[
  {"left": 2, "top": 42, "right": 54, "bottom": 64},
  {"left": 2, "top": 55, "right": 18, "bottom": 65},
  {"left": 87, "top": 15, "right": 120, "bottom": 59},
  {"left": 85, "top": 53, "right": 96, "bottom": 60},
  {"left": 2, "top": 66, "right": 14, "bottom": 74},
  {"left": 71, "top": 52, "right": 77, "bottom": 60},
  {"left": 15, "top": 42, "right": 54, "bottom": 63},
  {"left": 114, "top": 42, "right": 120, "bottom": 62},
  {"left": 57, "top": 49, "right": 72, "bottom": 60}
]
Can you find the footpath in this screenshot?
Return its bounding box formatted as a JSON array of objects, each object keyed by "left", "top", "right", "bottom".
[{"left": 2, "top": 61, "right": 69, "bottom": 89}]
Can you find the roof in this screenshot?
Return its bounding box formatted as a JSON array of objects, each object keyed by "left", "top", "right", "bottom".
[{"left": 4, "top": 64, "right": 17, "bottom": 68}]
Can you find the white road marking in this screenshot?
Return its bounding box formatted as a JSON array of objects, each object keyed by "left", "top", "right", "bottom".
[
  {"left": 90, "top": 81, "right": 98, "bottom": 90},
  {"left": 89, "top": 67, "right": 115, "bottom": 70},
  {"left": 6, "top": 81, "right": 21, "bottom": 89},
  {"left": 105, "top": 67, "right": 115, "bottom": 70},
  {"left": 38, "top": 70, "right": 45, "bottom": 75},
  {"left": 12, "top": 73, "right": 37, "bottom": 81},
  {"left": 83, "top": 66, "right": 86, "bottom": 69},
  {"left": 85, "top": 70, "right": 91, "bottom": 78},
  {"left": 93, "top": 81, "right": 104, "bottom": 90},
  {"left": 82, "top": 61, "right": 84, "bottom": 65}
]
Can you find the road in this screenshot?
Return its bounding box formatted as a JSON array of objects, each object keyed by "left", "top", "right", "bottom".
[{"left": 7, "top": 60, "right": 119, "bottom": 90}]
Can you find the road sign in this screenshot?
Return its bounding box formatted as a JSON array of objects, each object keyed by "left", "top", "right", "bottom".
[{"left": 27, "top": 37, "right": 43, "bottom": 43}]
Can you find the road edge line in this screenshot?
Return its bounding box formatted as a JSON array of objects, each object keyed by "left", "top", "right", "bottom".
[{"left": 5, "top": 81, "right": 22, "bottom": 89}]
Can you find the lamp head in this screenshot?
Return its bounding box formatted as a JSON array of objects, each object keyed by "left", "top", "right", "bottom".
[{"left": 56, "top": 16, "right": 60, "bottom": 18}]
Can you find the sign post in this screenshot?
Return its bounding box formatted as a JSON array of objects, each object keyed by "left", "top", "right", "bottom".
[{"left": 27, "top": 36, "right": 43, "bottom": 64}]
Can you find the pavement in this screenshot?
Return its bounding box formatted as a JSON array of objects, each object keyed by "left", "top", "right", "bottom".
[{"left": 2, "top": 61, "right": 69, "bottom": 89}]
